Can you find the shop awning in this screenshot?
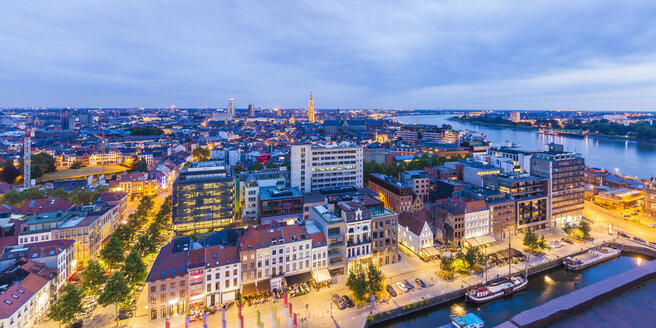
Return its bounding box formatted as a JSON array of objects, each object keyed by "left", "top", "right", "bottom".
[
  {"left": 284, "top": 271, "right": 313, "bottom": 286},
  {"left": 242, "top": 283, "right": 257, "bottom": 296},
  {"left": 420, "top": 246, "right": 440, "bottom": 258},
  {"left": 466, "top": 235, "right": 496, "bottom": 247},
  {"left": 312, "top": 268, "right": 331, "bottom": 283},
  {"left": 256, "top": 279, "right": 271, "bottom": 293}
]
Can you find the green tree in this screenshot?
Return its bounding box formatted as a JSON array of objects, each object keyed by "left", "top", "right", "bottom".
[
  {"left": 32, "top": 153, "right": 57, "bottom": 173},
  {"left": 98, "top": 272, "right": 131, "bottom": 327},
  {"left": 122, "top": 250, "right": 147, "bottom": 286},
  {"left": 538, "top": 235, "right": 548, "bottom": 250},
  {"left": 464, "top": 246, "right": 486, "bottom": 268},
  {"left": 346, "top": 267, "right": 368, "bottom": 302},
  {"left": 251, "top": 162, "right": 264, "bottom": 171},
  {"left": 112, "top": 224, "right": 135, "bottom": 247},
  {"left": 523, "top": 229, "right": 541, "bottom": 252},
  {"left": 0, "top": 161, "right": 20, "bottom": 184},
  {"left": 70, "top": 161, "right": 83, "bottom": 169},
  {"left": 131, "top": 158, "right": 148, "bottom": 172},
  {"left": 31, "top": 163, "right": 44, "bottom": 180},
  {"left": 49, "top": 284, "right": 84, "bottom": 326},
  {"left": 70, "top": 187, "right": 98, "bottom": 206},
  {"left": 46, "top": 188, "right": 71, "bottom": 200},
  {"left": 191, "top": 146, "right": 210, "bottom": 162},
  {"left": 81, "top": 260, "right": 107, "bottom": 296},
  {"left": 578, "top": 221, "right": 591, "bottom": 239},
  {"left": 136, "top": 233, "right": 158, "bottom": 256},
  {"left": 440, "top": 255, "right": 455, "bottom": 272},
  {"left": 366, "top": 264, "right": 385, "bottom": 295},
  {"left": 265, "top": 162, "right": 278, "bottom": 169},
  {"left": 100, "top": 236, "right": 125, "bottom": 269}
]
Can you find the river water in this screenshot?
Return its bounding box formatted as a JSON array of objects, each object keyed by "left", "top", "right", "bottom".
[
  {"left": 394, "top": 115, "right": 656, "bottom": 180},
  {"left": 373, "top": 254, "right": 648, "bottom": 328}
]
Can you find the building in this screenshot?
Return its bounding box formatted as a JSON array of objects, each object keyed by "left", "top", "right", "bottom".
[
  {"left": 509, "top": 111, "right": 521, "bottom": 122},
  {"left": 228, "top": 98, "right": 235, "bottom": 119},
  {"left": 60, "top": 109, "right": 73, "bottom": 130},
  {"left": 434, "top": 198, "right": 490, "bottom": 244},
  {"left": 248, "top": 104, "right": 255, "bottom": 117},
  {"left": 484, "top": 173, "right": 549, "bottom": 233},
  {"left": 146, "top": 238, "right": 191, "bottom": 320},
  {"left": 444, "top": 159, "right": 501, "bottom": 187},
  {"left": 368, "top": 173, "right": 417, "bottom": 214},
  {"left": 0, "top": 261, "right": 53, "bottom": 328},
  {"left": 530, "top": 144, "right": 585, "bottom": 227},
  {"left": 593, "top": 188, "right": 644, "bottom": 209},
  {"left": 399, "top": 170, "right": 430, "bottom": 202},
  {"left": 646, "top": 178, "right": 656, "bottom": 218},
  {"left": 307, "top": 92, "right": 315, "bottom": 123},
  {"left": 110, "top": 172, "right": 162, "bottom": 199},
  {"left": 258, "top": 186, "right": 303, "bottom": 224},
  {"left": 487, "top": 144, "right": 536, "bottom": 173},
  {"left": 424, "top": 166, "right": 458, "bottom": 183},
  {"left": 203, "top": 245, "right": 240, "bottom": 307},
  {"left": 363, "top": 143, "right": 385, "bottom": 165},
  {"left": 172, "top": 161, "right": 235, "bottom": 235},
  {"left": 290, "top": 143, "right": 363, "bottom": 193},
  {"left": 235, "top": 169, "right": 289, "bottom": 222},
  {"left": 398, "top": 211, "right": 434, "bottom": 256}
]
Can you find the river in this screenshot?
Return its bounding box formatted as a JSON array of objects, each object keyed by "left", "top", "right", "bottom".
[
  {"left": 373, "top": 254, "right": 648, "bottom": 328},
  {"left": 393, "top": 114, "right": 656, "bottom": 180}
]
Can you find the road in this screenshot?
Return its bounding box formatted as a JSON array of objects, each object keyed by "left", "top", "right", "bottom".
[{"left": 584, "top": 200, "right": 656, "bottom": 243}]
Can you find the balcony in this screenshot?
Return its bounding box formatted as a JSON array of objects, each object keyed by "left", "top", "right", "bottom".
[{"left": 346, "top": 238, "right": 371, "bottom": 247}]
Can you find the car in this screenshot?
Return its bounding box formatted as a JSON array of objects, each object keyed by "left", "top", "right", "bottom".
[
  {"left": 403, "top": 279, "right": 415, "bottom": 290},
  {"left": 561, "top": 237, "right": 574, "bottom": 244},
  {"left": 82, "top": 303, "right": 96, "bottom": 311},
  {"left": 118, "top": 313, "right": 133, "bottom": 320},
  {"left": 619, "top": 232, "right": 630, "bottom": 238},
  {"left": 75, "top": 312, "right": 91, "bottom": 320},
  {"left": 633, "top": 237, "right": 646, "bottom": 244},
  {"left": 648, "top": 224, "right": 656, "bottom": 228},
  {"left": 68, "top": 320, "right": 83, "bottom": 328},
  {"left": 553, "top": 240, "right": 564, "bottom": 248},
  {"left": 331, "top": 294, "right": 346, "bottom": 310},
  {"left": 386, "top": 284, "right": 397, "bottom": 297},
  {"left": 341, "top": 295, "right": 355, "bottom": 308},
  {"left": 223, "top": 301, "right": 234, "bottom": 310},
  {"left": 414, "top": 278, "right": 426, "bottom": 288},
  {"left": 545, "top": 242, "right": 556, "bottom": 249},
  {"left": 396, "top": 281, "right": 408, "bottom": 292}
]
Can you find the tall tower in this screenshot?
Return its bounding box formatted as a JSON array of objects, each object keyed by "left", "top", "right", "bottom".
[
  {"left": 23, "top": 126, "right": 32, "bottom": 189},
  {"left": 248, "top": 104, "right": 254, "bottom": 117},
  {"left": 308, "top": 92, "right": 315, "bottom": 123},
  {"left": 228, "top": 98, "right": 235, "bottom": 119}
]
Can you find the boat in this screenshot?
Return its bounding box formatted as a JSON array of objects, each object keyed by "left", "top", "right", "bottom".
[
  {"left": 563, "top": 247, "right": 621, "bottom": 271},
  {"left": 451, "top": 313, "right": 485, "bottom": 328},
  {"left": 466, "top": 275, "right": 528, "bottom": 303},
  {"left": 466, "top": 232, "right": 528, "bottom": 304}
]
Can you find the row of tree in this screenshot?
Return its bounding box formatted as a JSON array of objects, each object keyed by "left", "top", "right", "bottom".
[
  {"left": 346, "top": 264, "right": 385, "bottom": 302},
  {"left": 363, "top": 154, "right": 466, "bottom": 183},
  {"left": 1, "top": 185, "right": 108, "bottom": 207},
  {"left": 563, "top": 221, "right": 591, "bottom": 239},
  {"left": 50, "top": 195, "right": 172, "bottom": 326}
]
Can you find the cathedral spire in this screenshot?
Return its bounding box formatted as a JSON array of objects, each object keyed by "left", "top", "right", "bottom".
[{"left": 308, "top": 92, "right": 315, "bottom": 123}]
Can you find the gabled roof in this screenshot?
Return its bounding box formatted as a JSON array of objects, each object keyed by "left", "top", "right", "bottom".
[
  {"left": 399, "top": 212, "right": 431, "bottom": 236},
  {"left": 16, "top": 198, "right": 74, "bottom": 216},
  {"left": 146, "top": 243, "right": 188, "bottom": 282}
]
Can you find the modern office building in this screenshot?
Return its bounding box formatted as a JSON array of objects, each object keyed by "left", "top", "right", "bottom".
[
  {"left": 399, "top": 170, "right": 430, "bottom": 203},
  {"left": 530, "top": 144, "right": 585, "bottom": 227},
  {"left": 258, "top": 186, "right": 303, "bottom": 224},
  {"left": 173, "top": 161, "right": 235, "bottom": 235},
  {"left": 228, "top": 98, "right": 235, "bottom": 119},
  {"left": 487, "top": 144, "right": 537, "bottom": 174},
  {"left": 290, "top": 143, "right": 363, "bottom": 193},
  {"left": 248, "top": 104, "right": 255, "bottom": 117},
  {"left": 234, "top": 169, "right": 289, "bottom": 223},
  {"left": 484, "top": 172, "right": 549, "bottom": 232}
]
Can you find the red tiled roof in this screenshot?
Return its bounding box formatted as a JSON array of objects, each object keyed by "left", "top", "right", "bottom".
[
  {"left": 205, "top": 245, "right": 239, "bottom": 268},
  {"left": 17, "top": 198, "right": 74, "bottom": 215},
  {"left": 146, "top": 243, "right": 188, "bottom": 282}
]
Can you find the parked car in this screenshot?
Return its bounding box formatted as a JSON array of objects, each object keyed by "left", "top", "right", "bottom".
[
  {"left": 223, "top": 301, "right": 234, "bottom": 310},
  {"left": 68, "top": 320, "right": 83, "bottom": 328},
  {"left": 75, "top": 312, "right": 91, "bottom": 320},
  {"left": 414, "top": 278, "right": 426, "bottom": 288},
  {"left": 118, "top": 313, "right": 133, "bottom": 320},
  {"left": 403, "top": 279, "right": 415, "bottom": 290},
  {"left": 396, "top": 281, "right": 408, "bottom": 292},
  {"left": 619, "top": 232, "right": 630, "bottom": 238},
  {"left": 332, "top": 294, "right": 346, "bottom": 310},
  {"left": 648, "top": 224, "right": 656, "bottom": 228},
  {"left": 545, "top": 242, "right": 556, "bottom": 249},
  {"left": 341, "top": 295, "right": 355, "bottom": 308},
  {"left": 633, "top": 237, "right": 646, "bottom": 244},
  {"left": 386, "top": 284, "right": 397, "bottom": 297},
  {"left": 561, "top": 237, "right": 574, "bottom": 244},
  {"left": 553, "top": 240, "right": 564, "bottom": 248}
]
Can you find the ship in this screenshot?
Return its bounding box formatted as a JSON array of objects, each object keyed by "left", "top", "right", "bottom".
[
  {"left": 466, "top": 275, "right": 528, "bottom": 303},
  {"left": 563, "top": 247, "right": 621, "bottom": 271}
]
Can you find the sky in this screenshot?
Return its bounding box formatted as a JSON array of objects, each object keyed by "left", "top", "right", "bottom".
[{"left": 2, "top": 0, "right": 656, "bottom": 110}]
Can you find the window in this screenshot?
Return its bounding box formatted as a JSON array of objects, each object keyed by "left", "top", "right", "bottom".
[
  {"left": 150, "top": 295, "right": 156, "bottom": 304},
  {"left": 160, "top": 284, "right": 166, "bottom": 291},
  {"left": 180, "top": 280, "right": 185, "bottom": 287},
  {"left": 150, "top": 286, "right": 156, "bottom": 293},
  {"left": 170, "top": 282, "right": 176, "bottom": 289}
]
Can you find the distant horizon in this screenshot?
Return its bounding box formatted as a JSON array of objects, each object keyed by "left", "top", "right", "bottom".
[{"left": 2, "top": 2, "right": 656, "bottom": 110}]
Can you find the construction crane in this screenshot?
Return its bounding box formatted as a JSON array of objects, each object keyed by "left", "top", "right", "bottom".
[
  {"left": 92, "top": 131, "right": 106, "bottom": 154},
  {"left": 22, "top": 125, "right": 33, "bottom": 189}
]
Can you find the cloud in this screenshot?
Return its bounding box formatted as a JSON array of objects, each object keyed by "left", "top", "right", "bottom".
[{"left": 0, "top": 0, "right": 656, "bottom": 109}]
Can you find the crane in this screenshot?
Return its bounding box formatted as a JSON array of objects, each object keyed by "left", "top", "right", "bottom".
[{"left": 92, "top": 131, "right": 106, "bottom": 154}]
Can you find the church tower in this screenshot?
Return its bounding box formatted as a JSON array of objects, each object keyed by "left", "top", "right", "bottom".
[{"left": 308, "top": 92, "right": 315, "bottom": 123}]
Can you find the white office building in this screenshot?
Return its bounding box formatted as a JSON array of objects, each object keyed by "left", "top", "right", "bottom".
[{"left": 290, "top": 143, "right": 363, "bottom": 193}]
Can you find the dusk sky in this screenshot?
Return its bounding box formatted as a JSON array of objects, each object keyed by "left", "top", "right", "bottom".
[{"left": 2, "top": 1, "right": 656, "bottom": 110}]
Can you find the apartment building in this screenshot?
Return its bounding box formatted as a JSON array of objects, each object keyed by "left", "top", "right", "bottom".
[
  {"left": 0, "top": 261, "right": 53, "bottom": 328},
  {"left": 530, "top": 144, "right": 585, "bottom": 227},
  {"left": 399, "top": 170, "right": 430, "bottom": 203},
  {"left": 434, "top": 198, "right": 490, "bottom": 244},
  {"left": 646, "top": 177, "right": 656, "bottom": 218},
  {"left": 369, "top": 173, "right": 421, "bottom": 214},
  {"left": 234, "top": 169, "right": 289, "bottom": 222},
  {"left": 484, "top": 172, "right": 549, "bottom": 232},
  {"left": 290, "top": 143, "right": 363, "bottom": 193}
]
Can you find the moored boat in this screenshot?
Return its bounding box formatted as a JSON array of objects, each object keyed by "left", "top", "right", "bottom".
[
  {"left": 466, "top": 276, "right": 528, "bottom": 303},
  {"left": 451, "top": 313, "right": 485, "bottom": 328},
  {"left": 563, "top": 247, "right": 621, "bottom": 271}
]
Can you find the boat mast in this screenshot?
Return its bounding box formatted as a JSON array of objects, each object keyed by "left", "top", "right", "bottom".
[{"left": 508, "top": 233, "right": 512, "bottom": 278}]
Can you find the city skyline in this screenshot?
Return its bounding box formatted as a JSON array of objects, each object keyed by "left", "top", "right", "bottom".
[{"left": 1, "top": 1, "right": 656, "bottom": 110}]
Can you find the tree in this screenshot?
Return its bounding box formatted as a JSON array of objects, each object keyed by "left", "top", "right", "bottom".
[
  {"left": 440, "top": 255, "right": 455, "bottom": 272},
  {"left": 100, "top": 236, "right": 125, "bottom": 269},
  {"left": 32, "top": 153, "right": 57, "bottom": 173},
  {"left": 131, "top": 158, "right": 148, "bottom": 172},
  {"left": 81, "top": 260, "right": 107, "bottom": 296},
  {"left": 346, "top": 267, "right": 368, "bottom": 302},
  {"left": 122, "top": 250, "right": 147, "bottom": 286},
  {"left": 578, "top": 221, "right": 591, "bottom": 239},
  {"left": 98, "top": 272, "right": 131, "bottom": 327},
  {"left": 366, "top": 264, "right": 384, "bottom": 295},
  {"left": 523, "top": 229, "right": 538, "bottom": 249},
  {"left": 464, "top": 246, "right": 486, "bottom": 268},
  {"left": 70, "top": 187, "right": 98, "bottom": 206},
  {"left": 112, "top": 224, "right": 135, "bottom": 247},
  {"left": 0, "top": 161, "right": 20, "bottom": 184},
  {"left": 70, "top": 161, "right": 83, "bottom": 169},
  {"left": 31, "top": 163, "right": 44, "bottom": 180},
  {"left": 265, "top": 162, "right": 278, "bottom": 169},
  {"left": 251, "top": 162, "right": 264, "bottom": 171},
  {"left": 136, "top": 233, "right": 158, "bottom": 256},
  {"left": 191, "top": 147, "right": 210, "bottom": 162},
  {"left": 49, "top": 284, "right": 84, "bottom": 326}
]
